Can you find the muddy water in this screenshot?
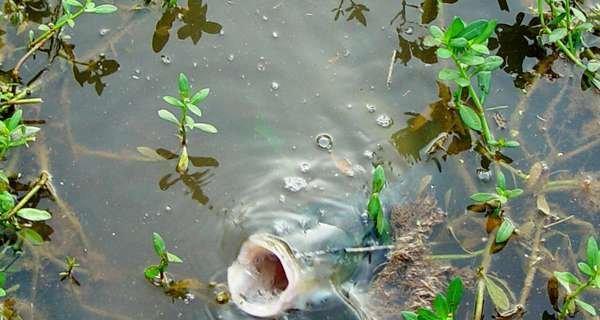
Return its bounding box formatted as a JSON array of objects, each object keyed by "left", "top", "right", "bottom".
[{"left": 1, "top": 0, "right": 598, "bottom": 319}]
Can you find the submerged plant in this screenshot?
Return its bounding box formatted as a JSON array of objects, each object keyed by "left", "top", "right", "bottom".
[
  {"left": 401, "top": 277, "right": 464, "bottom": 320},
  {"left": 549, "top": 236, "right": 599, "bottom": 319},
  {"left": 0, "top": 110, "right": 40, "bottom": 159},
  {"left": 158, "top": 73, "right": 217, "bottom": 173},
  {"left": 468, "top": 169, "right": 523, "bottom": 243},
  {"left": 144, "top": 232, "right": 183, "bottom": 285},
  {"left": 59, "top": 256, "right": 81, "bottom": 286},
  {"left": 536, "top": 0, "right": 600, "bottom": 89},
  {"left": 424, "top": 17, "right": 518, "bottom": 154},
  {"left": 366, "top": 165, "right": 391, "bottom": 242}
]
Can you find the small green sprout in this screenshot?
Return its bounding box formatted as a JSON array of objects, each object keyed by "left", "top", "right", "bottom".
[
  {"left": 401, "top": 277, "right": 464, "bottom": 320},
  {"left": 367, "top": 165, "right": 390, "bottom": 243},
  {"left": 158, "top": 73, "right": 218, "bottom": 173},
  {"left": 144, "top": 232, "right": 183, "bottom": 285},
  {"left": 550, "top": 236, "right": 600, "bottom": 319},
  {"left": 59, "top": 256, "right": 81, "bottom": 286}
]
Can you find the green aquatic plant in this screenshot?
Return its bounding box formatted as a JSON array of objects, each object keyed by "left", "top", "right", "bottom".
[
  {"left": 549, "top": 236, "right": 599, "bottom": 319},
  {"left": 144, "top": 232, "right": 183, "bottom": 284},
  {"left": 424, "top": 17, "right": 519, "bottom": 153},
  {"left": 366, "top": 165, "right": 391, "bottom": 242},
  {"left": 536, "top": 0, "right": 600, "bottom": 89},
  {"left": 401, "top": 277, "right": 464, "bottom": 320},
  {"left": 59, "top": 256, "right": 81, "bottom": 286},
  {"left": 0, "top": 110, "right": 41, "bottom": 159},
  {"left": 159, "top": 73, "right": 217, "bottom": 173},
  {"left": 28, "top": 0, "right": 117, "bottom": 47},
  {"left": 467, "top": 169, "right": 523, "bottom": 244}
]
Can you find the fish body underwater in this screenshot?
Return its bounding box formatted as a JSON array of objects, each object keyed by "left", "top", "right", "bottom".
[{"left": 226, "top": 197, "right": 393, "bottom": 319}]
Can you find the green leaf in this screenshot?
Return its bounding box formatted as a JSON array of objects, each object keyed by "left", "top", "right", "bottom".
[
  {"left": 457, "top": 105, "right": 482, "bottom": 131},
  {"left": 571, "top": 7, "right": 586, "bottom": 22},
  {"left": 66, "top": 18, "right": 75, "bottom": 28},
  {"left": 429, "top": 25, "right": 444, "bottom": 39},
  {"left": 438, "top": 68, "right": 460, "bottom": 81},
  {"left": 372, "top": 165, "right": 385, "bottom": 193},
  {"left": 423, "top": 36, "right": 441, "bottom": 47},
  {"left": 496, "top": 218, "right": 515, "bottom": 243},
  {"left": 186, "top": 103, "right": 203, "bottom": 117},
  {"left": 436, "top": 48, "right": 452, "bottom": 59},
  {"left": 480, "top": 56, "right": 504, "bottom": 71},
  {"left": 163, "top": 96, "right": 184, "bottom": 108},
  {"left": 0, "top": 272, "right": 6, "bottom": 288},
  {"left": 166, "top": 252, "right": 183, "bottom": 263},
  {"left": 459, "top": 53, "right": 485, "bottom": 66},
  {"left": 504, "top": 140, "right": 520, "bottom": 147},
  {"left": 38, "top": 24, "right": 51, "bottom": 31},
  {"left": 158, "top": 109, "right": 179, "bottom": 125},
  {"left": 449, "top": 37, "right": 467, "bottom": 48},
  {"left": 144, "top": 265, "right": 161, "bottom": 280},
  {"left": 587, "top": 236, "right": 598, "bottom": 267},
  {"left": 177, "top": 146, "right": 189, "bottom": 173},
  {"left": 376, "top": 212, "right": 391, "bottom": 242},
  {"left": 471, "top": 43, "right": 489, "bottom": 54},
  {"left": 548, "top": 28, "right": 568, "bottom": 43},
  {"left": 7, "top": 110, "right": 22, "bottom": 131},
  {"left": 575, "top": 299, "right": 596, "bottom": 316},
  {"left": 447, "top": 16, "right": 466, "bottom": 39},
  {"left": 454, "top": 77, "right": 470, "bottom": 87},
  {"left": 446, "top": 277, "right": 463, "bottom": 313},
  {"left": 577, "top": 262, "right": 593, "bottom": 276},
  {"left": 401, "top": 311, "right": 418, "bottom": 320},
  {"left": 152, "top": 232, "right": 166, "bottom": 256},
  {"left": 587, "top": 60, "right": 600, "bottom": 73},
  {"left": 0, "top": 191, "right": 15, "bottom": 213},
  {"left": 505, "top": 188, "right": 523, "bottom": 199},
  {"left": 477, "top": 71, "right": 491, "bottom": 103},
  {"left": 432, "top": 294, "right": 449, "bottom": 318},
  {"left": 194, "top": 123, "right": 218, "bottom": 133},
  {"left": 470, "top": 193, "right": 499, "bottom": 202},
  {"left": 0, "top": 288, "right": 5, "bottom": 297},
  {"left": 16, "top": 208, "right": 51, "bottom": 221},
  {"left": 496, "top": 169, "right": 506, "bottom": 190},
  {"left": 575, "top": 22, "right": 593, "bottom": 33},
  {"left": 416, "top": 308, "right": 440, "bottom": 320},
  {"left": 473, "top": 20, "right": 497, "bottom": 44},
  {"left": 190, "top": 88, "right": 210, "bottom": 105},
  {"left": 458, "top": 19, "right": 489, "bottom": 40},
  {"left": 554, "top": 271, "right": 581, "bottom": 293},
  {"left": 92, "top": 4, "right": 117, "bottom": 14},
  {"left": 484, "top": 275, "right": 510, "bottom": 310},
  {"left": 367, "top": 193, "right": 382, "bottom": 221},
  {"left": 178, "top": 73, "right": 190, "bottom": 98},
  {"left": 19, "top": 228, "right": 44, "bottom": 245},
  {"left": 63, "top": 0, "right": 83, "bottom": 7}
]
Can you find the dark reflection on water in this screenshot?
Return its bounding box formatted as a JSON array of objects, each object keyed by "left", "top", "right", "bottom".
[
  {"left": 155, "top": 148, "right": 219, "bottom": 205},
  {"left": 332, "top": 0, "right": 370, "bottom": 26},
  {"left": 390, "top": 82, "right": 470, "bottom": 168},
  {"left": 2, "top": 0, "right": 52, "bottom": 25},
  {"left": 152, "top": 0, "right": 222, "bottom": 53},
  {"left": 396, "top": 33, "right": 437, "bottom": 65},
  {"left": 71, "top": 55, "right": 120, "bottom": 96}
]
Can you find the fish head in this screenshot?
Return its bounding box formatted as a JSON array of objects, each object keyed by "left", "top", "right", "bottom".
[{"left": 227, "top": 233, "right": 307, "bottom": 318}]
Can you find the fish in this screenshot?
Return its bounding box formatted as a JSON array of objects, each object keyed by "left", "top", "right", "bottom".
[{"left": 227, "top": 222, "right": 376, "bottom": 318}]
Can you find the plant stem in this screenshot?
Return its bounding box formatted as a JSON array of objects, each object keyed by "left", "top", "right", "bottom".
[
  {"left": 541, "top": 179, "right": 581, "bottom": 193},
  {"left": 1, "top": 171, "right": 49, "bottom": 220},
  {"left": 451, "top": 57, "right": 494, "bottom": 145},
  {"left": 472, "top": 230, "right": 497, "bottom": 320},
  {"left": 558, "top": 279, "right": 593, "bottom": 319}
]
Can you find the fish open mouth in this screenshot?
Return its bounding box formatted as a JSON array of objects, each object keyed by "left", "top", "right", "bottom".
[{"left": 227, "top": 233, "right": 300, "bottom": 317}]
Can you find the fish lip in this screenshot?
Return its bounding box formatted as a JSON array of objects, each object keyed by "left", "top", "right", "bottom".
[{"left": 227, "top": 233, "right": 301, "bottom": 318}]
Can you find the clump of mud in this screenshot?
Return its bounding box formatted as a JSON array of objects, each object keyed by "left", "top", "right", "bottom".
[{"left": 368, "top": 195, "right": 474, "bottom": 318}]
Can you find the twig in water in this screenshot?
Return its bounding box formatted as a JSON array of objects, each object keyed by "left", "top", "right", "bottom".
[
  {"left": 1, "top": 171, "right": 49, "bottom": 220},
  {"left": 386, "top": 50, "right": 397, "bottom": 87},
  {"left": 543, "top": 215, "right": 574, "bottom": 229}
]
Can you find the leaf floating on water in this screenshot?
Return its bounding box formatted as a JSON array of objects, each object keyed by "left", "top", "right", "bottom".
[
  {"left": 484, "top": 275, "right": 511, "bottom": 311},
  {"left": 536, "top": 194, "right": 551, "bottom": 216},
  {"left": 547, "top": 276, "right": 560, "bottom": 310},
  {"left": 137, "top": 146, "right": 167, "bottom": 161}
]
